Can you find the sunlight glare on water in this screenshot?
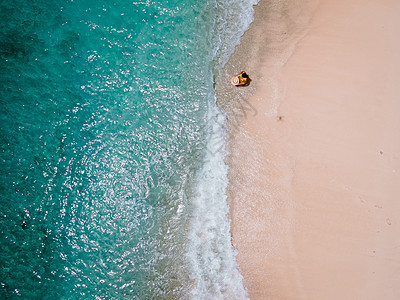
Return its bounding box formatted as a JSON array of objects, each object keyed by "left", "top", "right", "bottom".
[{"left": 0, "top": 0, "right": 258, "bottom": 298}]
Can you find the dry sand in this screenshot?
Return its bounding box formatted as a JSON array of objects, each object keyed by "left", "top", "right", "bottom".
[{"left": 216, "top": 0, "right": 400, "bottom": 299}]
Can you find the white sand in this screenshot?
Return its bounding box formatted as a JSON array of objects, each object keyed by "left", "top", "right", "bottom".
[{"left": 218, "top": 0, "right": 400, "bottom": 299}]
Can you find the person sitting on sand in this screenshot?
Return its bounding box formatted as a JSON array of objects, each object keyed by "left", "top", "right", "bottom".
[{"left": 231, "top": 71, "right": 249, "bottom": 86}]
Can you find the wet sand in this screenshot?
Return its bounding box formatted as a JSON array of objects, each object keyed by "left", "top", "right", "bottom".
[{"left": 217, "top": 0, "right": 400, "bottom": 299}]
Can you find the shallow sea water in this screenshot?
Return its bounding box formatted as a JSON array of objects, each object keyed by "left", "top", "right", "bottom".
[{"left": 0, "top": 0, "right": 258, "bottom": 298}]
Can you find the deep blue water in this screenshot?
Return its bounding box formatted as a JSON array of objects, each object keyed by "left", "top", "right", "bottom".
[{"left": 0, "top": 0, "right": 257, "bottom": 298}]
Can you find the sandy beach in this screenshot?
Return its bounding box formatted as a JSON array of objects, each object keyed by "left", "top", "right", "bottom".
[{"left": 216, "top": 0, "right": 400, "bottom": 299}]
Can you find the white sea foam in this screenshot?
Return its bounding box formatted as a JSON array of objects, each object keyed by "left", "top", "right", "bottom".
[
  {"left": 186, "top": 96, "right": 248, "bottom": 300},
  {"left": 212, "top": 0, "right": 260, "bottom": 70},
  {"left": 185, "top": 1, "right": 259, "bottom": 298}
]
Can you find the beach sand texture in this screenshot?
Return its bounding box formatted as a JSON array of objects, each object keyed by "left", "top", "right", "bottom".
[{"left": 217, "top": 0, "right": 400, "bottom": 299}]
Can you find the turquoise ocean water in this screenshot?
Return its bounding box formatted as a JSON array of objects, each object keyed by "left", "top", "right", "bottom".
[{"left": 0, "top": 0, "right": 258, "bottom": 298}]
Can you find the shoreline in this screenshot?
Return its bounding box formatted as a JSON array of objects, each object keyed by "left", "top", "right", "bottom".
[{"left": 217, "top": 0, "right": 400, "bottom": 299}]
